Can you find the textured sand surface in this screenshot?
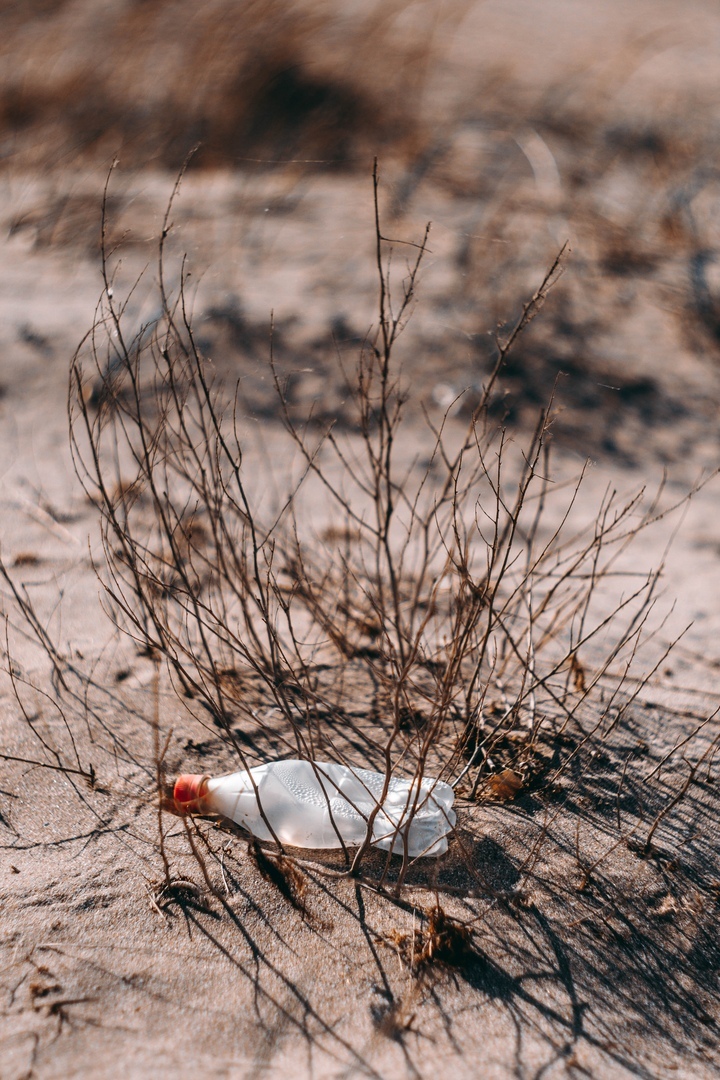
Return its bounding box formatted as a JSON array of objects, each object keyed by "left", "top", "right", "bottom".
[{"left": 3, "top": 3, "right": 720, "bottom": 1078}]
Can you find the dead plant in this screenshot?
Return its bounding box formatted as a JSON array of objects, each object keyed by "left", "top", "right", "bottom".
[{"left": 63, "top": 160, "right": 711, "bottom": 893}]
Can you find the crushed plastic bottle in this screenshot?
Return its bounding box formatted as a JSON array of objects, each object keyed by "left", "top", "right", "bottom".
[{"left": 174, "top": 759, "right": 456, "bottom": 857}]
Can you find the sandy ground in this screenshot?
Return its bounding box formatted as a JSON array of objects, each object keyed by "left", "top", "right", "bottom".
[{"left": 3, "top": 2, "right": 720, "bottom": 1078}]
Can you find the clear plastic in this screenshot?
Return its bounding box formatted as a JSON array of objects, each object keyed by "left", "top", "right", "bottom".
[{"left": 178, "top": 760, "right": 456, "bottom": 857}]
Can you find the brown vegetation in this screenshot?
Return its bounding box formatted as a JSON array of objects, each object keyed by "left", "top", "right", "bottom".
[{"left": 3, "top": 4, "right": 720, "bottom": 1076}]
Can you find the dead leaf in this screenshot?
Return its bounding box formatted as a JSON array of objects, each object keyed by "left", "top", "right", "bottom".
[
  {"left": 486, "top": 769, "right": 523, "bottom": 801},
  {"left": 569, "top": 652, "right": 586, "bottom": 692}
]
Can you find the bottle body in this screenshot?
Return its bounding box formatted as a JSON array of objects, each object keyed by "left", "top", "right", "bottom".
[{"left": 184, "top": 760, "right": 455, "bottom": 857}]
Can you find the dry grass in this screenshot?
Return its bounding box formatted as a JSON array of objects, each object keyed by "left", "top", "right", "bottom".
[{"left": 0, "top": 0, "right": 463, "bottom": 171}]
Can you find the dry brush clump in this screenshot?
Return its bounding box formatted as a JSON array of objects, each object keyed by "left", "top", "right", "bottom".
[
  {"left": 60, "top": 162, "right": 711, "bottom": 891},
  {"left": 0, "top": 0, "right": 463, "bottom": 171}
]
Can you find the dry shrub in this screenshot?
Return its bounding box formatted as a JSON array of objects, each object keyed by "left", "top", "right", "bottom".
[
  {"left": 61, "top": 163, "right": 708, "bottom": 890},
  {"left": 0, "top": 0, "right": 463, "bottom": 170}
]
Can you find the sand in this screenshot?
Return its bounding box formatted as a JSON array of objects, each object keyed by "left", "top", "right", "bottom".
[{"left": 2, "top": 2, "right": 720, "bottom": 1077}]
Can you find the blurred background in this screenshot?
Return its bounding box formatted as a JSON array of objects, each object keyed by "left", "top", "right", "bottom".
[{"left": 3, "top": 0, "right": 720, "bottom": 465}]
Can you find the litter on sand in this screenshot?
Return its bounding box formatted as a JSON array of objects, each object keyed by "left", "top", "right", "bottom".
[{"left": 174, "top": 759, "right": 456, "bottom": 857}]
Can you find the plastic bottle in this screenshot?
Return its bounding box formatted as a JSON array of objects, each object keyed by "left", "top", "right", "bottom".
[{"left": 174, "top": 759, "right": 456, "bottom": 857}]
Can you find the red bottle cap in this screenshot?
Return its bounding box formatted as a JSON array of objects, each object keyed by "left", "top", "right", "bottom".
[{"left": 173, "top": 773, "right": 210, "bottom": 813}]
